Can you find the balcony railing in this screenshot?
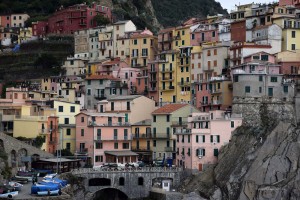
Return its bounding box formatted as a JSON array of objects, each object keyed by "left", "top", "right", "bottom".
[
  {"left": 164, "top": 147, "right": 174, "bottom": 152},
  {"left": 152, "top": 134, "right": 171, "bottom": 139},
  {"left": 94, "top": 94, "right": 106, "bottom": 100},
  {"left": 132, "top": 133, "right": 152, "bottom": 139},
  {"left": 149, "top": 87, "right": 157, "bottom": 92},
  {"left": 94, "top": 137, "right": 131, "bottom": 141},
  {"left": 160, "top": 68, "right": 174, "bottom": 73},
  {"left": 160, "top": 86, "right": 175, "bottom": 91},
  {"left": 175, "top": 129, "right": 191, "bottom": 134},
  {"left": 77, "top": 148, "right": 88, "bottom": 154},
  {"left": 102, "top": 122, "right": 131, "bottom": 127},
  {"left": 171, "top": 121, "right": 187, "bottom": 126},
  {"left": 178, "top": 81, "right": 191, "bottom": 86}
]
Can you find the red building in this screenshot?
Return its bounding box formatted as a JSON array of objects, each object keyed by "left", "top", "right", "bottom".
[
  {"left": 32, "top": 3, "right": 112, "bottom": 36},
  {"left": 230, "top": 20, "right": 246, "bottom": 43},
  {"left": 279, "top": 0, "right": 300, "bottom": 7}
]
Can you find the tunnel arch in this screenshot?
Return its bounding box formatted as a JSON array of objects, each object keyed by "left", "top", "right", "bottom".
[{"left": 93, "top": 188, "right": 128, "bottom": 200}]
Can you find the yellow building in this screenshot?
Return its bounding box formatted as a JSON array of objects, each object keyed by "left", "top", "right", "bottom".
[
  {"left": 131, "top": 119, "right": 152, "bottom": 162},
  {"left": 52, "top": 100, "right": 80, "bottom": 153},
  {"left": 273, "top": 16, "right": 300, "bottom": 51},
  {"left": 129, "top": 29, "right": 158, "bottom": 68},
  {"left": 173, "top": 26, "right": 191, "bottom": 50},
  {"left": 18, "top": 27, "right": 33, "bottom": 44},
  {"left": 86, "top": 60, "right": 102, "bottom": 76},
  {"left": 13, "top": 115, "right": 48, "bottom": 138}
]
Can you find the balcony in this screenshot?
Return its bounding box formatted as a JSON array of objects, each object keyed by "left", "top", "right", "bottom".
[
  {"left": 150, "top": 79, "right": 157, "bottom": 83},
  {"left": 149, "top": 87, "right": 157, "bottom": 92},
  {"left": 94, "top": 94, "right": 106, "bottom": 100},
  {"left": 193, "top": 116, "right": 210, "bottom": 121},
  {"left": 203, "top": 67, "right": 214, "bottom": 72},
  {"left": 76, "top": 148, "right": 88, "bottom": 154},
  {"left": 164, "top": 147, "right": 174, "bottom": 152},
  {"left": 131, "top": 64, "right": 143, "bottom": 68},
  {"left": 78, "top": 22, "right": 87, "bottom": 26},
  {"left": 178, "top": 81, "right": 191, "bottom": 87},
  {"left": 99, "top": 45, "right": 106, "bottom": 50},
  {"left": 132, "top": 133, "right": 152, "bottom": 139},
  {"left": 173, "top": 35, "right": 181, "bottom": 40},
  {"left": 175, "top": 129, "right": 191, "bottom": 134},
  {"left": 131, "top": 54, "right": 138, "bottom": 58},
  {"left": 39, "top": 129, "right": 50, "bottom": 135},
  {"left": 141, "top": 53, "right": 148, "bottom": 57},
  {"left": 152, "top": 134, "right": 171, "bottom": 139},
  {"left": 102, "top": 122, "right": 131, "bottom": 127},
  {"left": 200, "top": 101, "right": 209, "bottom": 106},
  {"left": 160, "top": 68, "right": 174, "bottom": 73},
  {"left": 94, "top": 136, "right": 131, "bottom": 141},
  {"left": 209, "top": 89, "right": 222, "bottom": 94},
  {"left": 211, "top": 100, "right": 222, "bottom": 105},
  {"left": 171, "top": 121, "right": 187, "bottom": 127},
  {"left": 149, "top": 69, "right": 157, "bottom": 73},
  {"left": 160, "top": 86, "right": 175, "bottom": 91},
  {"left": 160, "top": 77, "right": 174, "bottom": 82}
]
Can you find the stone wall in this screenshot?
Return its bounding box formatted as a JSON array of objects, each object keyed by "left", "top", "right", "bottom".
[
  {"left": 0, "top": 132, "right": 54, "bottom": 179},
  {"left": 232, "top": 96, "right": 296, "bottom": 127}
]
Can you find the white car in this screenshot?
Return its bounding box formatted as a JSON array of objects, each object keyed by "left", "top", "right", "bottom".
[{"left": 0, "top": 191, "right": 18, "bottom": 199}]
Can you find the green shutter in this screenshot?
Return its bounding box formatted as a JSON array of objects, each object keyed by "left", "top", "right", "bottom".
[
  {"left": 203, "top": 149, "right": 206, "bottom": 156},
  {"left": 217, "top": 135, "right": 220, "bottom": 143},
  {"left": 214, "top": 148, "right": 219, "bottom": 156},
  {"left": 125, "top": 114, "right": 128, "bottom": 122},
  {"left": 196, "top": 135, "right": 199, "bottom": 143},
  {"left": 203, "top": 135, "right": 205, "bottom": 143},
  {"left": 210, "top": 135, "right": 213, "bottom": 143},
  {"left": 196, "top": 149, "right": 199, "bottom": 156}
]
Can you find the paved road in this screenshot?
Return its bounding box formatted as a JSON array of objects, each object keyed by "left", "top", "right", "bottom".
[{"left": 14, "top": 177, "right": 43, "bottom": 199}]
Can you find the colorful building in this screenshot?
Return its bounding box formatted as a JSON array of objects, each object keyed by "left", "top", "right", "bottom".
[
  {"left": 177, "top": 110, "right": 242, "bottom": 170},
  {"left": 75, "top": 112, "right": 136, "bottom": 166},
  {"left": 151, "top": 104, "right": 199, "bottom": 163},
  {"left": 131, "top": 119, "right": 152, "bottom": 163}
]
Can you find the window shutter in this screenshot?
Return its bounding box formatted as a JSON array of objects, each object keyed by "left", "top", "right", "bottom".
[
  {"left": 196, "top": 135, "right": 199, "bottom": 143},
  {"left": 203, "top": 149, "right": 206, "bottom": 156},
  {"left": 217, "top": 135, "right": 220, "bottom": 143},
  {"left": 203, "top": 135, "right": 205, "bottom": 143},
  {"left": 210, "top": 135, "right": 213, "bottom": 143},
  {"left": 214, "top": 148, "right": 219, "bottom": 156},
  {"left": 196, "top": 149, "right": 199, "bottom": 156}
]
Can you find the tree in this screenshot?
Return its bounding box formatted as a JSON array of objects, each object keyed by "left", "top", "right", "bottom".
[
  {"left": 55, "top": 149, "right": 74, "bottom": 157},
  {"left": 93, "top": 15, "right": 110, "bottom": 26},
  {"left": 34, "top": 54, "right": 59, "bottom": 69}
]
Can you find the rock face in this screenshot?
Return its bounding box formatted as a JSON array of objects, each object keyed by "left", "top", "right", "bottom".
[{"left": 181, "top": 122, "right": 300, "bottom": 200}]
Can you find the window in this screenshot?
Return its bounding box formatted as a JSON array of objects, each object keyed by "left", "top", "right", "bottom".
[
  {"left": 196, "top": 148, "right": 205, "bottom": 156},
  {"left": 66, "top": 143, "right": 71, "bottom": 151},
  {"left": 143, "top": 38, "right": 147, "bottom": 44},
  {"left": 95, "top": 155, "right": 103, "bottom": 162},
  {"left": 64, "top": 118, "right": 69, "bottom": 124},
  {"left": 138, "top": 177, "right": 144, "bottom": 185},
  {"left": 259, "top": 87, "right": 262, "bottom": 93},
  {"left": 134, "top": 39, "right": 137, "bottom": 45},
  {"left": 191, "top": 34, "right": 195, "bottom": 39},
  {"left": 212, "top": 31, "right": 215, "bottom": 37},
  {"left": 292, "top": 31, "right": 296, "bottom": 38},
  {"left": 81, "top": 117, "right": 84, "bottom": 122},
  {"left": 259, "top": 76, "right": 263, "bottom": 82},
  {"left": 119, "top": 177, "right": 125, "bottom": 186},
  {"left": 166, "top": 115, "right": 170, "bottom": 122},
  {"left": 270, "top": 77, "right": 277, "bottom": 82},
  {"left": 87, "top": 89, "right": 91, "bottom": 95},
  {"left": 153, "top": 115, "right": 156, "bottom": 122},
  {"left": 97, "top": 129, "right": 101, "bottom": 140},
  {"left": 182, "top": 30, "right": 185, "bottom": 35},
  {"left": 210, "top": 135, "right": 220, "bottom": 143},
  {"left": 95, "top": 142, "right": 103, "bottom": 149},
  {"left": 58, "top": 106, "right": 63, "bottom": 112},
  {"left": 214, "top": 148, "right": 219, "bottom": 156},
  {"left": 81, "top": 129, "right": 84, "bottom": 136},
  {"left": 292, "top": 44, "right": 296, "bottom": 50},
  {"left": 231, "top": 121, "right": 234, "bottom": 128},
  {"left": 70, "top": 106, "right": 75, "bottom": 112},
  {"left": 261, "top": 55, "right": 269, "bottom": 61},
  {"left": 66, "top": 129, "right": 71, "bottom": 136},
  {"left": 182, "top": 40, "right": 185, "bottom": 45},
  {"left": 87, "top": 80, "right": 91, "bottom": 85},
  {"left": 153, "top": 140, "right": 156, "bottom": 147},
  {"left": 127, "top": 101, "right": 130, "bottom": 110},
  {"left": 188, "top": 135, "right": 190, "bottom": 143},
  {"left": 111, "top": 102, "right": 114, "bottom": 111},
  {"left": 283, "top": 85, "right": 288, "bottom": 93},
  {"left": 234, "top": 75, "right": 239, "bottom": 82},
  {"left": 114, "top": 143, "right": 118, "bottom": 149},
  {"left": 122, "top": 143, "right": 129, "bottom": 149},
  {"left": 245, "top": 86, "right": 251, "bottom": 93},
  {"left": 268, "top": 87, "right": 273, "bottom": 96},
  {"left": 114, "top": 129, "right": 118, "bottom": 140}
]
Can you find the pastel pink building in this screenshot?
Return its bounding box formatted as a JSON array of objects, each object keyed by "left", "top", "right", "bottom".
[
  {"left": 176, "top": 110, "right": 242, "bottom": 171},
  {"left": 0, "top": 15, "right": 11, "bottom": 28},
  {"left": 75, "top": 112, "right": 136, "bottom": 166},
  {"left": 190, "top": 23, "right": 219, "bottom": 46},
  {"left": 279, "top": 0, "right": 300, "bottom": 7}
]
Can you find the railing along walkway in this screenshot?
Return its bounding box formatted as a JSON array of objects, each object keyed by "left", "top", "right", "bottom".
[{"left": 71, "top": 167, "right": 183, "bottom": 174}]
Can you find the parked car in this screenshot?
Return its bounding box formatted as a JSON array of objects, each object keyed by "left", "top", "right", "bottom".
[
  {"left": 137, "top": 161, "right": 145, "bottom": 167},
  {"left": 0, "top": 191, "right": 18, "bottom": 199},
  {"left": 100, "top": 163, "right": 124, "bottom": 170},
  {"left": 44, "top": 173, "right": 57, "bottom": 179}
]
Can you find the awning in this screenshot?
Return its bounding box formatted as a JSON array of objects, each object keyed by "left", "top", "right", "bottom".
[{"left": 104, "top": 151, "right": 138, "bottom": 157}]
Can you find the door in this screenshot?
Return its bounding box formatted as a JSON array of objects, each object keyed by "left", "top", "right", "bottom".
[
  {"left": 198, "top": 163, "right": 203, "bottom": 171},
  {"left": 268, "top": 87, "right": 273, "bottom": 96}
]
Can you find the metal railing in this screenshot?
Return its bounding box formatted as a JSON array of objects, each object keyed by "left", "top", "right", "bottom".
[{"left": 71, "top": 167, "right": 183, "bottom": 174}]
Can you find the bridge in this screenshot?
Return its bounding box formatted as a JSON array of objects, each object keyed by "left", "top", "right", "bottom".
[
  {"left": 0, "top": 132, "right": 54, "bottom": 177},
  {"left": 70, "top": 167, "right": 184, "bottom": 199}
]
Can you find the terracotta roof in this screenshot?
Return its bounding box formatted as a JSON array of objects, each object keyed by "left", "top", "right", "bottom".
[
  {"left": 85, "top": 75, "right": 120, "bottom": 80},
  {"left": 152, "top": 104, "right": 189, "bottom": 114}
]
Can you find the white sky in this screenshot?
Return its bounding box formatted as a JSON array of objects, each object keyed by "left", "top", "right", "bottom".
[{"left": 217, "top": 0, "right": 278, "bottom": 12}]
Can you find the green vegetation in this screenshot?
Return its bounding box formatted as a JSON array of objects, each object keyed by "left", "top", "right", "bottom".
[
  {"left": 93, "top": 15, "right": 110, "bottom": 26},
  {"left": 151, "top": 0, "right": 227, "bottom": 27},
  {"left": 35, "top": 135, "right": 45, "bottom": 148}
]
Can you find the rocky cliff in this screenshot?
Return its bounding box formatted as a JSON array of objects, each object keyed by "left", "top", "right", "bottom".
[{"left": 180, "top": 121, "right": 300, "bottom": 200}]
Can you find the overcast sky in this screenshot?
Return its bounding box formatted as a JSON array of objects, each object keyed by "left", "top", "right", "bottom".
[{"left": 217, "top": 0, "right": 278, "bottom": 12}]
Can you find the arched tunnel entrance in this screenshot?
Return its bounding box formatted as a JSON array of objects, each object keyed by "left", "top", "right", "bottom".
[{"left": 93, "top": 188, "right": 128, "bottom": 200}]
